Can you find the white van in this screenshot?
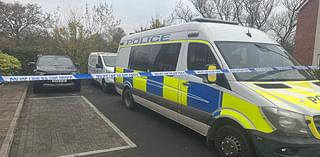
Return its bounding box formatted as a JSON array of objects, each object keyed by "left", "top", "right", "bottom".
[
  {"left": 115, "top": 18, "right": 320, "bottom": 157},
  {"left": 88, "top": 52, "right": 117, "bottom": 92}
]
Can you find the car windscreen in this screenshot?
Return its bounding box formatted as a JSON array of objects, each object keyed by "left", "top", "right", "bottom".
[
  {"left": 37, "top": 56, "right": 75, "bottom": 67},
  {"left": 215, "top": 42, "right": 315, "bottom": 81},
  {"left": 103, "top": 56, "right": 116, "bottom": 67}
]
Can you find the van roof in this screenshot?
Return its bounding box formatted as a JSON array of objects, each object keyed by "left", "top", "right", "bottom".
[
  {"left": 121, "top": 21, "right": 277, "bottom": 45},
  {"left": 90, "top": 52, "right": 117, "bottom": 56}
]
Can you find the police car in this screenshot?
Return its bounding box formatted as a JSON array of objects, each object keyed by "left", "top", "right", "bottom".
[{"left": 115, "top": 18, "right": 320, "bottom": 157}]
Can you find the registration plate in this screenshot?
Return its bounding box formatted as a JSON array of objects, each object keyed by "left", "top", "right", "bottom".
[{"left": 52, "top": 80, "right": 67, "bottom": 83}]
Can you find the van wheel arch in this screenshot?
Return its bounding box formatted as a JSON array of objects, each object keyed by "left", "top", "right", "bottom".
[
  {"left": 206, "top": 117, "right": 245, "bottom": 146},
  {"left": 207, "top": 117, "right": 256, "bottom": 157}
]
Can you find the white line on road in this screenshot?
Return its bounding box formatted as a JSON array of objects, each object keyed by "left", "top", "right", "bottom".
[
  {"left": 58, "top": 145, "right": 133, "bottom": 157},
  {"left": 28, "top": 95, "right": 81, "bottom": 100},
  {"left": 81, "top": 96, "right": 137, "bottom": 148},
  {"left": 29, "top": 95, "right": 137, "bottom": 157},
  {"left": 0, "top": 83, "right": 29, "bottom": 157}
]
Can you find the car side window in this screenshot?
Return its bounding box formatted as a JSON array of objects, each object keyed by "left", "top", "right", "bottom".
[{"left": 187, "top": 43, "right": 217, "bottom": 70}]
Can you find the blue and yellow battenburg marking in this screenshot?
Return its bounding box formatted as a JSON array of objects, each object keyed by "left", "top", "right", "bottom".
[
  {"left": 1, "top": 65, "right": 320, "bottom": 83},
  {"left": 116, "top": 67, "right": 274, "bottom": 134}
]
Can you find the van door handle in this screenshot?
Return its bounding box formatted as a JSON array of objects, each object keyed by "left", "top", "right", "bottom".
[{"left": 182, "top": 82, "right": 190, "bottom": 86}]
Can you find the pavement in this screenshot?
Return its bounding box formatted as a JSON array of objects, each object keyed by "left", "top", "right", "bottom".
[
  {"left": 1, "top": 81, "right": 217, "bottom": 157},
  {"left": 0, "top": 83, "right": 28, "bottom": 157}
]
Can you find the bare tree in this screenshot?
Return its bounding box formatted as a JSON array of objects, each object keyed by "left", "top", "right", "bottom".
[
  {"left": 173, "top": 0, "right": 277, "bottom": 30},
  {"left": 267, "top": 0, "right": 305, "bottom": 52},
  {"left": 173, "top": 1, "right": 196, "bottom": 22},
  {"left": 0, "top": 2, "right": 50, "bottom": 45},
  {"left": 237, "top": 0, "right": 277, "bottom": 29},
  {"left": 84, "top": 2, "right": 120, "bottom": 38}
]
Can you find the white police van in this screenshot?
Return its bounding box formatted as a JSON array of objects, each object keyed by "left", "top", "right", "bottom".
[
  {"left": 88, "top": 52, "right": 117, "bottom": 92},
  {"left": 115, "top": 18, "right": 320, "bottom": 157}
]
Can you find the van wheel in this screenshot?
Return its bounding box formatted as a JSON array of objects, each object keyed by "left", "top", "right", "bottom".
[
  {"left": 102, "top": 79, "right": 108, "bottom": 93},
  {"left": 122, "top": 88, "right": 136, "bottom": 110},
  {"left": 214, "top": 125, "right": 256, "bottom": 157}
]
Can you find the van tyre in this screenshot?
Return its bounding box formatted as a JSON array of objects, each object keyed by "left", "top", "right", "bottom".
[
  {"left": 122, "top": 88, "right": 136, "bottom": 110},
  {"left": 214, "top": 125, "right": 256, "bottom": 157},
  {"left": 102, "top": 79, "right": 108, "bottom": 93}
]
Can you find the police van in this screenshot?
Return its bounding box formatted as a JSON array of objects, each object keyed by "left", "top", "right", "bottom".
[{"left": 115, "top": 18, "right": 320, "bottom": 157}]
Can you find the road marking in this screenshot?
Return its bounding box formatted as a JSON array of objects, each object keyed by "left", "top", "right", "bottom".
[
  {"left": 81, "top": 96, "right": 137, "bottom": 148},
  {"left": 0, "top": 83, "right": 29, "bottom": 157},
  {"left": 29, "top": 95, "right": 81, "bottom": 100},
  {"left": 28, "top": 95, "right": 137, "bottom": 157},
  {"left": 58, "top": 145, "right": 133, "bottom": 157}
]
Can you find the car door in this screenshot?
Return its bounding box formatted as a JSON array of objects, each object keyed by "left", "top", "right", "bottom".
[{"left": 177, "top": 42, "right": 227, "bottom": 135}]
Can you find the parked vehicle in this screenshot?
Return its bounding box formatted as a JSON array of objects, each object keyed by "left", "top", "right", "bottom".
[
  {"left": 115, "top": 18, "right": 320, "bottom": 157},
  {"left": 88, "top": 52, "right": 117, "bottom": 92},
  {"left": 29, "top": 55, "right": 81, "bottom": 93}
]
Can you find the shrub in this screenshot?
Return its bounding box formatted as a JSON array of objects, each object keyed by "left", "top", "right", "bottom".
[{"left": 0, "top": 51, "right": 22, "bottom": 76}]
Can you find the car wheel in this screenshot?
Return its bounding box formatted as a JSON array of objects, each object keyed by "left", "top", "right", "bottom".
[
  {"left": 122, "top": 88, "right": 136, "bottom": 110},
  {"left": 102, "top": 79, "right": 108, "bottom": 93},
  {"left": 214, "top": 125, "right": 256, "bottom": 157}
]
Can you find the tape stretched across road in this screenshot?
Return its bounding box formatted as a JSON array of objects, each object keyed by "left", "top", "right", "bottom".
[{"left": 0, "top": 65, "right": 319, "bottom": 83}]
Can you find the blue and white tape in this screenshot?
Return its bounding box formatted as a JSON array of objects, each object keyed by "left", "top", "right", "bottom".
[{"left": 0, "top": 65, "right": 319, "bottom": 83}]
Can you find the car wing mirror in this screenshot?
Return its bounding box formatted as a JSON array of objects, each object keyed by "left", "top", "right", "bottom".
[{"left": 203, "top": 64, "right": 217, "bottom": 84}]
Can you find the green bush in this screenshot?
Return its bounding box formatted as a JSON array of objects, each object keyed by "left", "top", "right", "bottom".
[{"left": 0, "top": 51, "right": 22, "bottom": 76}]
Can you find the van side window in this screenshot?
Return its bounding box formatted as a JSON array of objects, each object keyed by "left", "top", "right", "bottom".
[
  {"left": 187, "top": 43, "right": 217, "bottom": 70},
  {"left": 98, "top": 56, "right": 103, "bottom": 66},
  {"left": 154, "top": 44, "right": 181, "bottom": 71},
  {"left": 129, "top": 43, "right": 181, "bottom": 71},
  {"left": 90, "top": 56, "right": 97, "bottom": 66}
]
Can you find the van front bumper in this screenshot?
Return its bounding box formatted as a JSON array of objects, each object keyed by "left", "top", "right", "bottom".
[{"left": 249, "top": 131, "right": 320, "bottom": 157}]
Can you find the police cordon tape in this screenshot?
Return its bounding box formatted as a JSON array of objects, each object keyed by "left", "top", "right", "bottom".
[{"left": 0, "top": 65, "right": 319, "bottom": 83}]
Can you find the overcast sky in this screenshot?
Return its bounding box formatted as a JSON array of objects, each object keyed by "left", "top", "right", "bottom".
[{"left": 3, "top": 0, "right": 191, "bottom": 33}]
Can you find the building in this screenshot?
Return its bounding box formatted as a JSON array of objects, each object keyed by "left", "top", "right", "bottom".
[{"left": 293, "top": 0, "right": 320, "bottom": 65}]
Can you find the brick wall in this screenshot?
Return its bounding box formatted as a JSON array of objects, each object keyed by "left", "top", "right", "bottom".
[{"left": 293, "top": 0, "right": 319, "bottom": 65}]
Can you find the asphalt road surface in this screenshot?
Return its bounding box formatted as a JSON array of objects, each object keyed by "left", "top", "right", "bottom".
[{"left": 30, "top": 81, "right": 218, "bottom": 157}]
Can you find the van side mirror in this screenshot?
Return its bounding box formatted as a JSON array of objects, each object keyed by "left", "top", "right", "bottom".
[
  {"left": 203, "top": 64, "right": 217, "bottom": 84},
  {"left": 96, "top": 63, "right": 103, "bottom": 69}
]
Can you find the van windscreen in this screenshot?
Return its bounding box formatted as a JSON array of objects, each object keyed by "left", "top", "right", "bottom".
[
  {"left": 103, "top": 56, "right": 116, "bottom": 67},
  {"left": 215, "top": 42, "right": 315, "bottom": 81}
]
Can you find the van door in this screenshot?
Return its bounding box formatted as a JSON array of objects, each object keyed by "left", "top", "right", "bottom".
[
  {"left": 177, "top": 42, "right": 226, "bottom": 135},
  {"left": 129, "top": 43, "right": 182, "bottom": 121},
  {"left": 88, "top": 54, "right": 97, "bottom": 74},
  {"left": 96, "top": 56, "right": 104, "bottom": 85}
]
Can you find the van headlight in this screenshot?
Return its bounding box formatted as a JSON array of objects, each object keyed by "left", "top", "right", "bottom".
[{"left": 262, "top": 107, "right": 311, "bottom": 137}]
